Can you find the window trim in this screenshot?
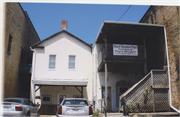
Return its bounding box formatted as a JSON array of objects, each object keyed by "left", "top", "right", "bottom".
[
  {"left": 68, "top": 55, "right": 76, "bottom": 69},
  {"left": 49, "top": 55, "right": 56, "bottom": 70},
  {"left": 41, "top": 95, "right": 52, "bottom": 104}
]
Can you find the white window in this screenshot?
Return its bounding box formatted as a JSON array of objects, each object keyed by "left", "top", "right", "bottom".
[
  {"left": 69, "top": 55, "right": 75, "bottom": 69},
  {"left": 49, "top": 55, "right": 56, "bottom": 69}
]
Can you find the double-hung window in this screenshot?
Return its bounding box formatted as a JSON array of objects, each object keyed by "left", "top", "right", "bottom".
[
  {"left": 49, "top": 55, "right": 56, "bottom": 69},
  {"left": 69, "top": 55, "right": 75, "bottom": 69}
]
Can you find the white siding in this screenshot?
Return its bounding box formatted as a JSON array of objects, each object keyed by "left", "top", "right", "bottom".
[
  {"left": 34, "top": 33, "right": 92, "bottom": 81},
  {"left": 32, "top": 32, "right": 93, "bottom": 103}
]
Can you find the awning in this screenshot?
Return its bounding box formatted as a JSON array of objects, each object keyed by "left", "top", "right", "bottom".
[
  {"left": 32, "top": 79, "right": 88, "bottom": 86},
  {"left": 95, "top": 21, "right": 165, "bottom": 43}
]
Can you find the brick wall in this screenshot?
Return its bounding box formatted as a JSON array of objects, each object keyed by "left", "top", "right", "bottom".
[
  {"left": 2, "top": 3, "right": 40, "bottom": 99},
  {"left": 140, "top": 6, "right": 180, "bottom": 110}
]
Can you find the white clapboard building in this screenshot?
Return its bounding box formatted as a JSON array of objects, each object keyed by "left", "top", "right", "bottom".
[{"left": 30, "top": 21, "right": 92, "bottom": 110}]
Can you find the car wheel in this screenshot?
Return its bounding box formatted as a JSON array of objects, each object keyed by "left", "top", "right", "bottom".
[{"left": 26, "top": 111, "right": 30, "bottom": 117}]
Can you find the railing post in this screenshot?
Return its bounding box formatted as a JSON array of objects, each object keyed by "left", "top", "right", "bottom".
[
  {"left": 123, "top": 96, "right": 128, "bottom": 116},
  {"left": 153, "top": 89, "right": 155, "bottom": 112},
  {"left": 151, "top": 71, "right": 155, "bottom": 112},
  {"left": 119, "top": 96, "right": 121, "bottom": 113},
  {"left": 143, "top": 35, "right": 147, "bottom": 75},
  {"left": 168, "top": 90, "right": 171, "bottom": 112}
]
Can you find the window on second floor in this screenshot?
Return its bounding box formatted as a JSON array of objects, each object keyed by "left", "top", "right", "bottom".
[
  {"left": 69, "top": 55, "right": 75, "bottom": 69},
  {"left": 49, "top": 55, "right": 56, "bottom": 69}
]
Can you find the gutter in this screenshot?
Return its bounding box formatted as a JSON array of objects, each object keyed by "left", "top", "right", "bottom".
[
  {"left": 164, "top": 27, "right": 180, "bottom": 113},
  {"left": 30, "top": 47, "right": 36, "bottom": 103}
]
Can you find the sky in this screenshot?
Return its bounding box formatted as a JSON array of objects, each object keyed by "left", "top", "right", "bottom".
[{"left": 20, "top": 3, "right": 150, "bottom": 45}]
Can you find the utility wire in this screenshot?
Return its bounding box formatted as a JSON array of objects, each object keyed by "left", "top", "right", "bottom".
[
  {"left": 105, "top": 5, "right": 132, "bottom": 34},
  {"left": 116, "top": 5, "right": 132, "bottom": 22}
]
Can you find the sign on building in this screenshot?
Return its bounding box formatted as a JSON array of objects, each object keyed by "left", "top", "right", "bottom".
[{"left": 113, "top": 44, "right": 138, "bottom": 56}]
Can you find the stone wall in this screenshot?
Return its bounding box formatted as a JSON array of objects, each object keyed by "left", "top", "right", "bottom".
[
  {"left": 140, "top": 6, "right": 180, "bottom": 110},
  {"left": 2, "top": 3, "right": 40, "bottom": 99}
]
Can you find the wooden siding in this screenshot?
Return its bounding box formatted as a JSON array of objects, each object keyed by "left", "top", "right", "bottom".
[
  {"left": 40, "top": 86, "right": 88, "bottom": 104},
  {"left": 34, "top": 32, "right": 92, "bottom": 81}
]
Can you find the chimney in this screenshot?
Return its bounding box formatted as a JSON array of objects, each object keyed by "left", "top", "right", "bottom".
[{"left": 61, "top": 20, "right": 67, "bottom": 30}]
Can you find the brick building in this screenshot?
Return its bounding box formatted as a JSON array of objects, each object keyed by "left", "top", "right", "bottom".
[
  {"left": 140, "top": 6, "right": 180, "bottom": 111},
  {"left": 1, "top": 2, "right": 40, "bottom": 100}
]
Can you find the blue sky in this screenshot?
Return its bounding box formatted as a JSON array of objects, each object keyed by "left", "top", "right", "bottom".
[{"left": 20, "top": 3, "right": 150, "bottom": 45}]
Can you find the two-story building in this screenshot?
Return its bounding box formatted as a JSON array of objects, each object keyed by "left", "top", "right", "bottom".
[
  {"left": 30, "top": 21, "right": 92, "bottom": 114},
  {"left": 92, "top": 21, "right": 167, "bottom": 112}
]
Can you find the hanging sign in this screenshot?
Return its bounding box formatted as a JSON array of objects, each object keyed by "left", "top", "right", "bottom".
[{"left": 113, "top": 44, "right": 138, "bottom": 56}]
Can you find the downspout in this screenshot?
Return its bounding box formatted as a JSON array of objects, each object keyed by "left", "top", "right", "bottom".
[
  {"left": 164, "top": 27, "right": 180, "bottom": 113},
  {"left": 92, "top": 54, "right": 94, "bottom": 101},
  {"left": 95, "top": 54, "right": 97, "bottom": 110},
  {"left": 30, "top": 47, "right": 36, "bottom": 103}
]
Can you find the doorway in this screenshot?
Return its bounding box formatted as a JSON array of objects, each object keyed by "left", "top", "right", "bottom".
[
  {"left": 102, "top": 86, "right": 112, "bottom": 111},
  {"left": 58, "top": 95, "right": 67, "bottom": 104}
]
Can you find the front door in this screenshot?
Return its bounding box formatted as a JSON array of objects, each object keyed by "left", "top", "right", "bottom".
[
  {"left": 58, "top": 95, "right": 67, "bottom": 104},
  {"left": 102, "top": 87, "right": 112, "bottom": 112}
]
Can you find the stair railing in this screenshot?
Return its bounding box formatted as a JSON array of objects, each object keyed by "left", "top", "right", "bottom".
[{"left": 119, "top": 70, "right": 169, "bottom": 115}]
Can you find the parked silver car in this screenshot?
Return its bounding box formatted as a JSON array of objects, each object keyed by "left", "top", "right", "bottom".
[
  {"left": 1, "top": 97, "right": 39, "bottom": 117},
  {"left": 57, "top": 98, "right": 93, "bottom": 117}
]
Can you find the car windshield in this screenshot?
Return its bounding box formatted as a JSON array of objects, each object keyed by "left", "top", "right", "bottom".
[
  {"left": 62, "top": 100, "right": 88, "bottom": 106},
  {"left": 4, "top": 99, "right": 22, "bottom": 103}
]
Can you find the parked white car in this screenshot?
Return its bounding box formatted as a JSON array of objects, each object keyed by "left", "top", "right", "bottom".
[
  {"left": 1, "top": 97, "right": 39, "bottom": 117},
  {"left": 57, "top": 98, "right": 93, "bottom": 117}
]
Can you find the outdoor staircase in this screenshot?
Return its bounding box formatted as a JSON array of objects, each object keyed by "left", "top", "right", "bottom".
[{"left": 119, "top": 70, "right": 169, "bottom": 115}]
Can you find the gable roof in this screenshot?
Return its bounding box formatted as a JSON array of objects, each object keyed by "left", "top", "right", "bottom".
[{"left": 31, "top": 30, "right": 92, "bottom": 49}]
